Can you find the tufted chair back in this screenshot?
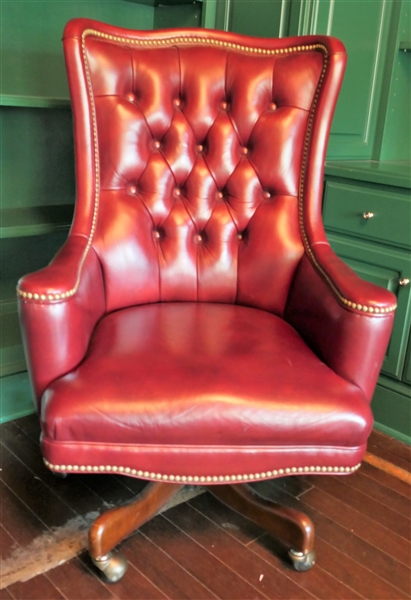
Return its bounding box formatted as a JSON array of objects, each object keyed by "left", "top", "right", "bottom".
[{"left": 65, "top": 23, "right": 344, "bottom": 316}]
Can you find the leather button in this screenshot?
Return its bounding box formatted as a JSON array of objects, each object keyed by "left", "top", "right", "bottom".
[
  {"left": 262, "top": 191, "right": 271, "bottom": 199},
  {"left": 195, "top": 234, "right": 202, "bottom": 242},
  {"left": 173, "top": 98, "right": 181, "bottom": 108},
  {"left": 220, "top": 101, "right": 228, "bottom": 110},
  {"left": 269, "top": 102, "right": 277, "bottom": 110},
  {"left": 237, "top": 232, "right": 243, "bottom": 241},
  {"left": 127, "top": 184, "right": 137, "bottom": 195},
  {"left": 126, "top": 93, "right": 135, "bottom": 102},
  {"left": 153, "top": 140, "right": 161, "bottom": 150},
  {"left": 196, "top": 144, "right": 204, "bottom": 153},
  {"left": 153, "top": 230, "right": 161, "bottom": 240},
  {"left": 174, "top": 188, "right": 181, "bottom": 197},
  {"left": 240, "top": 147, "right": 249, "bottom": 155},
  {"left": 217, "top": 191, "right": 224, "bottom": 199}
]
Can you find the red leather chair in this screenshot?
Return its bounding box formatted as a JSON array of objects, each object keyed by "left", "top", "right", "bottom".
[{"left": 18, "top": 19, "right": 396, "bottom": 582}]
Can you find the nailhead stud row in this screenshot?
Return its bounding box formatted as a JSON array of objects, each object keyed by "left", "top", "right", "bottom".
[
  {"left": 341, "top": 298, "right": 396, "bottom": 313},
  {"left": 44, "top": 458, "right": 361, "bottom": 481}
]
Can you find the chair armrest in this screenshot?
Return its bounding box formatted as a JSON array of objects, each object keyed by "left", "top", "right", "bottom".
[
  {"left": 18, "top": 235, "right": 105, "bottom": 409},
  {"left": 285, "top": 244, "right": 397, "bottom": 401}
]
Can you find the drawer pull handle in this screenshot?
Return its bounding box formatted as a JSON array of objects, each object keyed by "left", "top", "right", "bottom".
[
  {"left": 363, "top": 211, "right": 374, "bottom": 220},
  {"left": 399, "top": 278, "right": 410, "bottom": 287}
]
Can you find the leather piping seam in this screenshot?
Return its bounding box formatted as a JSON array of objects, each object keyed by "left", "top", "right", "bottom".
[{"left": 44, "top": 458, "right": 361, "bottom": 481}]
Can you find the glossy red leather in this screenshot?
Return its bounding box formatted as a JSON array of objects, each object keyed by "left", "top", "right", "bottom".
[
  {"left": 18, "top": 20, "right": 396, "bottom": 482},
  {"left": 41, "top": 303, "right": 371, "bottom": 477}
]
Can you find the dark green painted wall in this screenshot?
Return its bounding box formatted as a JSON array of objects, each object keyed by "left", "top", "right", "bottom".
[{"left": 1, "top": 0, "right": 154, "bottom": 100}]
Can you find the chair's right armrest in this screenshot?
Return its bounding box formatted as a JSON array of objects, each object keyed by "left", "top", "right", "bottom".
[
  {"left": 17, "top": 235, "right": 105, "bottom": 410},
  {"left": 285, "top": 248, "right": 396, "bottom": 402}
]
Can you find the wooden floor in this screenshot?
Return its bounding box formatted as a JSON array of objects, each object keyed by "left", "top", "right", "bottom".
[{"left": 1, "top": 415, "right": 410, "bottom": 600}]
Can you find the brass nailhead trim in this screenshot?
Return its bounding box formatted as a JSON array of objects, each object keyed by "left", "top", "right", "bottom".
[{"left": 44, "top": 458, "right": 361, "bottom": 481}]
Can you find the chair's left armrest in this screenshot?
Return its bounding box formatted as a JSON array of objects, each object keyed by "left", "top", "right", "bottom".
[
  {"left": 285, "top": 243, "right": 397, "bottom": 401},
  {"left": 17, "top": 235, "right": 105, "bottom": 410}
]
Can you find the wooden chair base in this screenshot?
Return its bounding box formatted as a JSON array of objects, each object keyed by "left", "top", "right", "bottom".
[
  {"left": 208, "top": 484, "right": 315, "bottom": 571},
  {"left": 89, "top": 481, "right": 315, "bottom": 582},
  {"left": 89, "top": 480, "right": 184, "bottom": 559}
]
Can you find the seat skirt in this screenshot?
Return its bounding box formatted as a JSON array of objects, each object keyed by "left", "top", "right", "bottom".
[{"left": 41, "top": 303, "right": 372, "bottom": 481}]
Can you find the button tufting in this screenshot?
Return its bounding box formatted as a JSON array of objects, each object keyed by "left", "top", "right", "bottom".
[
  {"left": 174, "top": 188, "right": 181, "bottom": 197},
  {"left": 153, "top": 140, "right": 161, "bottom": 150},
  {"left": 237, "top": 232, "right": 243, "bottom": 241},
  {"left": 220, "top": 101, "right": 228, "bottom": 110},
  {"left": 196, "top": 144, "right": 204, "bottom": 153},
  {"left": 240, "top": 147, "right": 249, "bottom": 155},
  {"left": 217, "top": 191, "right": 224, "bottom": 199},
  {"left": 153, "top": 230, "right": 161, "bottom": 240},
  {"left": 262, "top": 191, "right": 271, "bottom": 199},
  {"left": 269, "top": 102, "right": 277, "bottom": 110},
  {"left": 195, "top": 234, "right": 203, "bottom": 242},
  {"left": 127, "top": 184, "right": 137, "bottom": 195},
  {"left": 173, "top": 98, "right": 181, "bottom": 108},
  {"left": 126, "top": 93, "right": 135, "bottom": 102}
]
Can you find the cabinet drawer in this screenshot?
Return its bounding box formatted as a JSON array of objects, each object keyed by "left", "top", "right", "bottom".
[{"left": 323, "top": 181, "right": 411, "bottom": 249}]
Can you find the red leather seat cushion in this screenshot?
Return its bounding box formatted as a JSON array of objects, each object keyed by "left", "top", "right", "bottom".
[{"left": 42, "top": 303, "right": 372, "bottom": 452}]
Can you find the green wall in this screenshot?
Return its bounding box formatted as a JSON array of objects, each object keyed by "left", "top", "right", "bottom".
[{"left": 1, "top": 0, "right": 154, "bottom": 100}]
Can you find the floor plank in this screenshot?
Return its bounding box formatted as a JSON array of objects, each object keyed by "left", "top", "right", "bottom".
[
  {"left": 80, "top": 550, "right": 170, "bottom": 600},
  {"left": 300, "top": 483, "right": 410, "bottom": 567},
  {"left": 0, "top": 480, "right": 50, "bottom": 547},
  {"left": 45, "top": 556, "right": 118, "bottom": 600},
  {"left": 369, "top": 430, "right": 411, "bottom": 468},
  {"left": 360, "top": 460, "right": 411, "bottom": 498},
  {"left": 1, "top": 444, "right": 77, "bottom": 529},
  {"left": 252, "top": 477, "right": 411, "bottom": 597},
  {"left": 124, "top": 531, "right": 218, "bottom": 599},
  {"left": 5, "top": 574, "right": 65, "bottom": 600},
  {"left": 303, "top": 474, "right": 410, "bottom": 539},
  {"left": 165, "top": 501, "right": 315, "bottom": 600},
  {"left": 140, "top": 514, "right": 267, "bottom": 600},
  {"left": 309, "top": 537, "right": 408, "bottom": 600},
  {"left": 298, "top": 490, "right": 411, "bottom": 596},
  {"left": 1, "top": 422, "right": 107, "bottom": 516},
  {"left": 0, "top": 527, "right": 17, "bottom": 562},
  {"left": 337, "top": 466, "right": 411, "bottom": 517}
]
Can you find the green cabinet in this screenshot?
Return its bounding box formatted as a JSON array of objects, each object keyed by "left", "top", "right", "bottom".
[{"left": 323, "top": 163, "right": 411, "bottom": 443}]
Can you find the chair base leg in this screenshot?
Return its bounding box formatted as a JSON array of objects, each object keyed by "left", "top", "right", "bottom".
[
  {"left": 207, "top": 483, "right": 316, "bottom": 571},
  {"left": 89, "top": 481, "right": 183, "bottom": 581}
]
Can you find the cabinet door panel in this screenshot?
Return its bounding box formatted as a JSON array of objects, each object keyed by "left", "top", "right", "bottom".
[
  {"left": 295, "top": 0, "right": 391, "bottom": 159},
  {"left": 327, "top": 234, "right": 411, "bottom": 380},
  {"left": 215, "top": 0, "right": 286, "bottom": 37}
]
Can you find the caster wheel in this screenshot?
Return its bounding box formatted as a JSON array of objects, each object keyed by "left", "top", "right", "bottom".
[
  {"left": 92, "top": 551, "right": 128, "bottom": 583},
  {"left": 289, "top": 548, "right": 316, "bottom": 572},
  {"left": 52, "top": 471, "right": 68, "bottom": 479}
]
